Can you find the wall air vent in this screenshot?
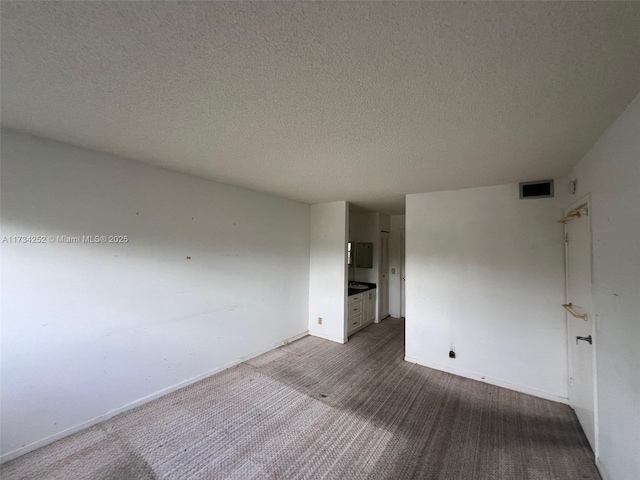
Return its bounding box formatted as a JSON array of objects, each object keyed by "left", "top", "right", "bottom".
[{"left": 519, "top": 180, "right": 554, "bottom": 199}]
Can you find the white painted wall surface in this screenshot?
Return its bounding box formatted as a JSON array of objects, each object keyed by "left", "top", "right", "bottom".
[
  {"left": 0, "top": 130, "right": 311, "bottom": 460},
  {"left": 308, "top": 201, "right": 348, "bottom": 343},
  {"left": 567, "top": 95, "right": 640, "bottom": 480},
  {"left": 390, "top": 215, "right": 406, "bottom": 231},
  {"left": 405, "top": 184, "right": 568, "bottom": 402},
  {"left": 389, "top": 215, "right": 405, "bottom": 317},
  {"left": 379, "top": 213, "right": 390, "bottom": 234}
]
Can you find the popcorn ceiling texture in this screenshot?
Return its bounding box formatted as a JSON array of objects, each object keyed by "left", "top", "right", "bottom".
[{"left": 2, "top": 1, "right": 640, "bottom": 214}]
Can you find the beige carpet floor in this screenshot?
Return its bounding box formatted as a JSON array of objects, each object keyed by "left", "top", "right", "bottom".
[{"left": 1, "top": 318, "right": 600, "bottom": 480}]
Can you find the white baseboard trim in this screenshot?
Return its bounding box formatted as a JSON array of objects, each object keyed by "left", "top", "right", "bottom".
[
  {"left": 404, "top": 356, "right": 569, "bottom": 405},
  {"left": 596, "top": 457, "right": 613, "bottom": 480},
  {"left": 0, "top": 330, "right": 309, "bottom": 464},
  {"left": 278, "top": 330, "right": 309, "bottom": 346},
  {"left": 308, "top": 331, "right": 347, "bottom": 344}
]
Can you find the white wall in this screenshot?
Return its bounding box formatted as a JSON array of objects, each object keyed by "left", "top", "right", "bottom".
[
  {"left": 567, "top": 95, "right": 639, "bottom": 480},
  {"left": 405, "top": 184, "right": 568, "bottom": 402},
  {"left": 308, "top": 201, "right": 348, "bottom": 343},
  {"left": 379, "top": 213, "right": 390, "bottom": 234},
  {"left": 0, "top": 130, "right": 311, "bottom": 460},
  {"left": 389, "top": 215, "right": 405, "bottom": 317}
]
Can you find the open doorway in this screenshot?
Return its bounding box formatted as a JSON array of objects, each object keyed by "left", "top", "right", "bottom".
[
  {"left": 400, "top": 229, "right": 406, "bottom": 318},
  {"left": 379, "top": 231, "right": 390, "bottom": 320},
  {"left": 388, "top": 215, "right": 406, "bottom": 319}
]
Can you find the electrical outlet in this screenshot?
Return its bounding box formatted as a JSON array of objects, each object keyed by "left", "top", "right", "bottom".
[{"left": 318, "top": 317, "right": 322, "bottom": 325}]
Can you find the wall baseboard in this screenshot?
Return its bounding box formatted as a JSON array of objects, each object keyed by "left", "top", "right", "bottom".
[
  {"left": 596, "top": 457, "right": 613, "bottom": 480},
  {"left": 404, "top": 356, "right": 569, "bottom": 405},
  {"left": 0, "top": 330, "right": 309, "bottom": 464},
  {"left": 308, "top": 331, "right": 346, "bottom": 344}
]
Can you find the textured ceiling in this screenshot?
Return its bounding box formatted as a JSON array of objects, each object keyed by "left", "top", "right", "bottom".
[{"left": 2, "top": 2, "right": 640, "bottom": 214}]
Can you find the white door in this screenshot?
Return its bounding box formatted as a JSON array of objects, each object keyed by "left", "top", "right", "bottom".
[
  {"left": 379, "top": 232, "right": 389, "bottom": 320},
  {"left": 400, "top": 230, "right": 406, "bottom": 318},
  {"left": 565, "top": 202, "right": 597, "bottom": 452}
]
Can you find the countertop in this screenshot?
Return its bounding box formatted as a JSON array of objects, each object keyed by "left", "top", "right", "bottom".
[{"left": 348, "top": 282, "right": 376, "bottom": 297}]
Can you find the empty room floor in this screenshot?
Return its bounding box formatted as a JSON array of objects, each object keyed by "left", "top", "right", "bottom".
[{"left": 1, "top": 318, "right": 600, "bottom": 480}]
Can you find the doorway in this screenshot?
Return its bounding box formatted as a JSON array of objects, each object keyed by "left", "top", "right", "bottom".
[
  {"left": 379, "top": 232, "right": 390, "bottom": 320},
  {"left": 400, "top": 230, "right": 406, "bottom": 318},
  {"left": 563, "top": 198, "right": 597, "bottom": 453}
]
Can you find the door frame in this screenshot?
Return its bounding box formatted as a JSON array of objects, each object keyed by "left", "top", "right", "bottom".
[
  {"left": 563, "top": 194, "right": 599, "bottom": 456},
  {"left": 400, "top": 229, "right": 406, "bottom": 318},
  {"left": 378, "top": 231, "right": 390, "bottom": 322}
]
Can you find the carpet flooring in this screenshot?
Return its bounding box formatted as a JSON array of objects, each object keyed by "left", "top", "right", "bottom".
[{"left": 1, "top": 318, "right": 601, "bottom": 480}]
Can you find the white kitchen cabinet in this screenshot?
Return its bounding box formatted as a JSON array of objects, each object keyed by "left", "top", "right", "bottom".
[
  {"left": 365, "top": 288, "right": 376, "bottom": 324},
  {"left": 347, "top": 288, "right": 376, "bottom": 336},
  {"left": 347, "top": 294, "right": 363, "bottom": 333}
]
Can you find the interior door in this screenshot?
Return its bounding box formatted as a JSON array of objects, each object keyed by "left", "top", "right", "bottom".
[
  {"left": 400, "top": 230, "right": 406, "bottom": 318},
  {"left": 565, "top": 203, "right": 596, "bottom": 452},
  {"left": 379, "top": 232, "right": 389, "bottom": 320}
]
